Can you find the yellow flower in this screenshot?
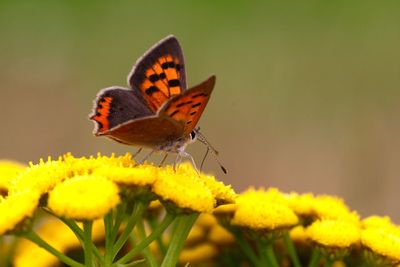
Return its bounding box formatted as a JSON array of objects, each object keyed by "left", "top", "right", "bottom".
[
  {"left": 0, "top": 160, "right": 26, "bottom": 193},
  {"left": 208, "top": 224, "right": 235, "bottom": 245},
  {"left": 152, "top": 164, "right": 216, "bottom": 213},
  {"left": 231, "top": 188, "right": 298, "bottom": 231},
  {"left": 361, "top": 225, "right": 400, "bottom": 265},
  {"left": 313, "top": 195, "right": 360, "bottom": 223},
  {"left": 286, "top": 192, "right": 316, "bottom": 218},
  {"left": 186, "top": 225, "right": 206, "bottom": 246},
  {"left": 47, "top": 175, "right": 120, "bottom": 220},
  {"left": 93, "top": 164, "right": 157, "bottom": 187},
  {"left": 13, "top": 218, "right": 105, "bottom": 267},
  {"left": 10, "top": 158, "right": 68, "bottom": 195},
  {"left": 0, "top": 189, "right": 40, "bottom": 235},
  {"left": 290, "top": 225, "right": 308, "bottom": 243},
  {"left": 362, "top": 215, "right": 398, "bottom": 230},
  {"left": 63, "top": 152, "right": 136, "bottom": 175},
  {"left": 200, "top": 174, "right": 237, "bottom": 205},
  {"left": 179, "top": 243, "right": 218, "bottom": 264},
  {"left": 306, "top": 219, "right": 360, "bottom": 249},
  {"left": 196, "top": 213, "right": 219, "bottom": 229}
]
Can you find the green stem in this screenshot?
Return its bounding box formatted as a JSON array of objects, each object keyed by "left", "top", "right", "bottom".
[
  {"left": 148, "top": 216, "right": 168, "bottom": 256},
  {"left": 160, "top": 213, "right": 199, "bottom": 267},
  {"left": 111, "top": 203, "right": 126, "bottom": 242},
  {"left": 112, "top": 201, "right": 147, "bottom": 261},
  {"left": 25, "top": 231, "right": 84, "bottom": 267},
  {"left": 117, "top": 213, "right": 175, "bottom": 264},
  {"left": 264, "top": 243, "right": 280, "bottom": 267},
  {"left": 234, "top": 231, "right": 261, "bottom": 267},
  {"left": 283, "top": 232, "right": 302, "bottom": 267},
  {"left": 324, "top": 259, "right": 334, "bottom": 267},
  {"left": 137, "top": 220, "right": 159, "bottom": 267},
  {"left": 60, "top": 217, "right": 102, "bottom": 262},
  {"left": 308, "top": 248, "right": 322, "bottom": 267},
  {"left": 83, "top": 221, "right": 94, "bottom": 267},
  {"left": 103, "top": 212, "right": 114, "bottom": 266}
]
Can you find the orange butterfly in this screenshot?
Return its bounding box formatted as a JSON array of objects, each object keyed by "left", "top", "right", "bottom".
[{"left": 90, "top": 35, "right": 224, "bottom": 173}]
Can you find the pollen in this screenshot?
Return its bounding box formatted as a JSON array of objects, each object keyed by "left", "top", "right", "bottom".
[
  {"left": 306, "top": 219, "right": 361, "bottom": 248},
  {"left": 231, "top": 188, "right": 298, "bottom": 231},
  {"left": 0, "top": 189, "right": 40, "bottom": 235},
  {"left": 11, "top": 158, "right": 69, "bottom": 195},
  {"left": 93, "top": 163, "right": 157, "bottom": 187},
  {"left": 47, "top": 175, "right": 120, "bottom": 220},
  {"left": 0, "top": 160, "right": 26, "bottom": 193},
  {"left": 152, "top": 164, "right": 215, "bottom": 213},
  {"left": 361, "top": 225, "right": 400, "bottom": 264},
  {"left": 312, "top": 195, "right": 360, "bottom": 223}
]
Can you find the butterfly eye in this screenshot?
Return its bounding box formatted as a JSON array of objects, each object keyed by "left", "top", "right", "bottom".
[{"left": 190, "top": 131, "right": 197, "bottom": 140}]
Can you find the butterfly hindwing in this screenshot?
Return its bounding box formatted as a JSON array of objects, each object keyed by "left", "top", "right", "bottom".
[
  {"left": 90, "top": 87, "right": 153, "bottom": 134},
  {"left": 161, "top": 75, "right": 215, "bottom": 135},
  {"left": 128, "top": 35, "right": 187, "bottom": 112}
]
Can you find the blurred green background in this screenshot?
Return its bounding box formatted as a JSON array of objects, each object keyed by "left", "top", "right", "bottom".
[{"left": 1, "top": 1, "right": 399, "bottom": 221}]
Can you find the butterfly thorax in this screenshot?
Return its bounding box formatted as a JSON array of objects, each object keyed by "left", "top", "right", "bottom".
[{"left": 157, "top": 133, "right": 195, "bottom": 153}]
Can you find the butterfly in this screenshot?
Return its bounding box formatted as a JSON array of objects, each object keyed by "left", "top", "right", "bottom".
[{"left": 90, "top": 35, "right": 223, "bottom": 173}]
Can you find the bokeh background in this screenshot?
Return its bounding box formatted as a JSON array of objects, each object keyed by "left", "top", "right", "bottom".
[{"left": 1, "top": 1, "right": 399, "bottom": 221}]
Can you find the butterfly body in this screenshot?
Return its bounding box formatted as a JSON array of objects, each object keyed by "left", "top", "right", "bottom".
[{"left": 90, "top": 35, "right": 215, "bottom": 165}]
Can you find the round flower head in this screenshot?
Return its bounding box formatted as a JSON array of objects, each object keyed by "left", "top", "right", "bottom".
[
  {"left": 290, "top": 225, "right": 308, "bottom": 243},
  {"left": 47, "top": 175, "right": 120, "bottom": 220},
  {"left": 11, "top": 158, "right": 69, "bottom": 195},
  {"left": 200, "top": 173, "right": 237, "bottom": 205},
  {"left": 152, "top": 163, "right": 216, "bottom": 213},
  {"left": 0, "top": 189, "right": 40, "bottom": 235},
  {"left": 232, "top": 188, "right": 298, "bottom": 232},
  {"left": 306, "top": 219, "right": 360, "bottom": 260},
  {"left": 63, "top": 152, "right": 136, "bottom": 175},
  {"left": 286, "top": 192, "right": 316, "bottom": 218},
  {"left": 361, "top": 225, "right": 400, "bottom": 265},
  {"left": 313, "top": 195, "right": 360, "bottom": 223},
  {"left": 0, "top": 160, "right": 26, "bottom": 193},
  {"left": 362, "top": 215, "right": 397, "bottom": 230},
  {"left": 92, "top": 163, "right": 157, "bottom": 187}
]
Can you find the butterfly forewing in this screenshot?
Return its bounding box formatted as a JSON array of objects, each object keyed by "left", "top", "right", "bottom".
[
  {"left": 90, "top": 87, "right": 153, "bottom": 134},
  {"left": 128, "top": 36, "right": 187, "bottom": 112},
  {"left": 161, "top": 75, "right": 215, "bottom": 135}
]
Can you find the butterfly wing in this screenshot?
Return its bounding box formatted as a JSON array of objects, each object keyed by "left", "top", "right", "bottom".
[
  {"left": 90, "top": 87, "right": 153, "bottom": 135},
  {"left": 128, "top": 35, "right": 187, "bottom": 112},
  {"left": 160, "top": 75, "right": 215, "bottom": 135}
]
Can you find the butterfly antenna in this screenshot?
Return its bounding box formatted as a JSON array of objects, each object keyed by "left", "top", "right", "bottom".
[
  {"left": 200, "top": 147, "right": 210, "bottom": 172},
  {"left": 196, "top": 129, "right": 227, "bottom": 174}
]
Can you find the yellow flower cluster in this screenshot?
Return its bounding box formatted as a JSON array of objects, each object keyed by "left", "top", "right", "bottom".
[
  {"left": 13, "top": 218, "right": 106, "bottom": 267},
  {"left": 0, "top": 153, "right": 235, "bottom": 235},
  {"left": 179, "top": 214, "right": 235, "bottom": 264},
  {"left": 211, "top": 186, "right": 400, "bottom": 265}
]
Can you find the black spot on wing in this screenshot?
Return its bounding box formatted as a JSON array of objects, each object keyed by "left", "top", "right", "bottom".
[
  {"left": 176, "top": 101, "right": 193, "bottom": 108},
  {"left": 170, "top": 110, "right": 179, "bottom": 117},
  {"left": 168, "top": 79, "right": 180, "bottom": 87},
  {"left": 192, "top": 93, "right": 208, "bottom": 98},
  {"left": 145, "top": 86, "right": 159, "bottom": 96},
  {"left": 191, "top": 103, "right": 201, "bottom": 108},
  {"left": 149, "top": 74, "right": 160, "bottom": 82}
]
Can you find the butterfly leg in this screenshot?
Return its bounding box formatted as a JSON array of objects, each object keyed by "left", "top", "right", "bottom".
[
  {"left": 179, "top": 151, "right": 200, "bottom": 175},
  {"left": 173, "top": 154, "right": 182, "bottom": 172},
  {"left": 138, "top": 149, "right": 155, "bottom": 164},
  {"left": 132, "top": 147, "right": 143, "bottom": 159},
  {"left": 158, "top": 153, "right": 168, "bottom": 167}
]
